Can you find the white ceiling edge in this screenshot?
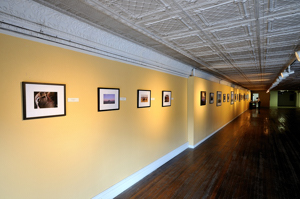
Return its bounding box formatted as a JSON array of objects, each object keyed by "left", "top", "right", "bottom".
[{"left": 0, "top": 0, "right": 249, "bottom": 92}]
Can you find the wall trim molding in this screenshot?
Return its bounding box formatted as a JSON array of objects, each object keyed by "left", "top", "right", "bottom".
[
  {"left": 92, "top": 142, "right": 189, "bottom": 199},
  {"left": 0, "top": 0, "right": 249, "bottom": 92},
  {"left": 189, "top": 109, "right": 248, "bottom": 149}
]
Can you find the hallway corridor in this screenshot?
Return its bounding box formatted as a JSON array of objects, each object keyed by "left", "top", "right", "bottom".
[{"left": 116, "top": 108, "right": 300, "bottom": 199}]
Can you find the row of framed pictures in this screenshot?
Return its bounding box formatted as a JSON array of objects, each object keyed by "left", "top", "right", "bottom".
[
  {"left": 98, "top": 88, "right": 171, "bottom": 111},
  {"left": 200, "top": 91, "right": 249, "bottom": 106},
  {"left": 22, "top": 82, "right": 172, "bottom": 120}
]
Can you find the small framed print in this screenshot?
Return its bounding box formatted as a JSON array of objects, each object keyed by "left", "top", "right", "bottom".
[
  {"left": 227, "top": 94, "right": 230, "bottom": 102},
  {"left": 162, "top": 91, "right": 171, "bottom": 107},
  {"left": 22, "top": 82, "right": 66, "bottom": 120},
  {"left": 209, "top": 92, "right": 214, "bottom": 104},
  {"left": 98, "top": 88, "right": 120, "bottom": 111},
  {"left": 231, "top": 91, "right": 234, "bottom": 105},
  {"left": 223, "top": 94, "right": 226, "bottom": 102},
  {"left": 201, "top": 91, "right": 206, "bottom": 106},
  {"left": 217, "top": 91, "right": 222, "bottom": 106},
  {"left": 138, "top": 90, "right": 151, "bottom": 108}
]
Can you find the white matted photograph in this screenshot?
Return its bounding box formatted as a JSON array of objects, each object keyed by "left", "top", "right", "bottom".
[
  {"left": 217, "top": 91, "right": 222, "bottom": 106},
  {"left": 98, "top": 87, "right": 120, "bottom": 111},
  {"left": 22, "top": 82, "right": 66, "bottom": 120},
  {"left": 162, "top": 91, "right": 171, "bottom": 107},
  {"left": 138, "top": 90, "right": 151, "bottom": 108}
]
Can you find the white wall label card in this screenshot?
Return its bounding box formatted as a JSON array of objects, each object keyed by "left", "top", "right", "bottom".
[
  {"left": 120, "top": 97, "right": 126, "bottom": 101},
  {"left": 68, "top": 98, "right": 79, "bottom": 102},
  {"left": 151, "top": 98, "right": 155, "bottom": 100}
]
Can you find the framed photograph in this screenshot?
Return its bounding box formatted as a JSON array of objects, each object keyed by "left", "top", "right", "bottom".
[
  {"left": 22, "top": 82, "right": 66, "bottom": 120},
  {"left": 217, "top": 91, "right": 222, "bottom": 106},
  {"left": 209, "top": 92, "right": 214, "bottom": 104},
  {"left": 162, "top": 91, "right": 171, "bottom": 107},
  {"left": 223, "top": 94, "right": 226, "bottom": 102},
  {"left": 138, "top": 90, "right": 151, "bottom": 108},
  {"left": 98, "top": 88, "right": 120, "bottom": 111},
  {"left": 235, "top": 94, "right": 237, "bottom": 102},
  {"left": 227, "top": 94, "right": 230, "bottom": 102},
  {"left": 201, "top": 91, "right": 206, "bottom": 106},
  {"left": 244, "top": 94, "right": 245, "bottom": 101},
  {"left": 231, "top": 91, "right": 234, "bottom": 105}
]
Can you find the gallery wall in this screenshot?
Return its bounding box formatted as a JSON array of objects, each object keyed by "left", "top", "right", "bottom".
[
  {"left": 188, "top": 76, "right": 250, "bottom": 146},
  {"left": 0, "top": 33, "right": 250, "bottom": 199},
  {"left": 0, "top": 34, "right": 188, "bottom": 199}
]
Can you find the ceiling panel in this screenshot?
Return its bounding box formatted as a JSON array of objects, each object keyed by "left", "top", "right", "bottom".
[{"left": 32, "top": 0, "right": 300, "bottom": 91}]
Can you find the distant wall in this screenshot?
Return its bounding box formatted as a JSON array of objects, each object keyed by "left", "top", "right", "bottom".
[
  {"left": 253, "top": 91, "right": 270, "bottom": 108},
  {"left": 270, "top": 91, "right": 278, "bottom": 107},
  {"left": 187, "top": 76, "right": 250, "bottom": 146}
]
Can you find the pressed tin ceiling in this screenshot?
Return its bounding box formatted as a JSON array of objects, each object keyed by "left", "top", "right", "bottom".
[{"left": 16, "top": 0, "right": 300, "bottom": 90}]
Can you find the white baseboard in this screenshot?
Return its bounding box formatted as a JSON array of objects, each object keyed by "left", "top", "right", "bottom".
[
  {"left": 189, "top": 109, "right": 247, "bottom": 149},
  {"left": 93, "top": 142, "right": 189, "bottom": 199}
]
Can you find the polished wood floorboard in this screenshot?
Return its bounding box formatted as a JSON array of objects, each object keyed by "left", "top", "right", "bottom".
[{"left": 115, "top": 108, "right": 300, "bottom": 199}]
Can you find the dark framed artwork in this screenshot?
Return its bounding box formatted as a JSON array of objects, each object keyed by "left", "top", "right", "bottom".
[
  {"left": 138, "top": 90, "right": 151, "bottom": 108},
  {"left": 235, "top": 94, "right": 237, "bottom": 102},
  {"left": 231, "top": 91, "right": 234, "bottom": 105},
  {"left": 22, "top": 82, "right": 66, "bottom": 120},
  {"left": 162, "top": 91, "right": 171, "bottom": 107},
  {"left": 223, "top": 94, "right": 226, "bottom": 102},
  {"left": 98, "top": 87, "right": 120, "bottom": 111},
  {"left": 201, "top": 91, "right": 206, "bottom": 106},
  {"left": 209, "top": 92, "right": 214, "bottom": 104},
  {"left": 217, "top": 91, "right": 222, "bottom": 106},
  {"left": 227, "top": 94, "right": 230, "bottom": 102}
]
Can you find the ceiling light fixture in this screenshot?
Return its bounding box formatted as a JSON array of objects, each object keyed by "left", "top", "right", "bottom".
[
  {"left": 295, "top": 51, "right": 300, "bottom": 61},
  {"left": 266, "top": 65, "right": 294, "bottom": 93}
]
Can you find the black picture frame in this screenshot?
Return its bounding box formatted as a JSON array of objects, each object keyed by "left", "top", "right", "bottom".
[
  {"left": 209, "top": 92, "right": 214, "bottom": 104},
  {"left": 138, "top": 90, "right": 151, "bottom": 108},
  {"left": 227, "top": 94, "right": 230, "bottom": 102},
  {"left": 217, "top": 91, "right": 222, "bottom": 106},
  {"left": 223, "top": 94, "right": 226, "bottom": 102},
  {"left": 22, "top": 82, "right": 66, "bottom": 120},
  {"left": 201, "top": 91, "right": 206, "bottom": 106},
  {"left": 162, "top": 91, "right": 171, "bottom": 107},
  {"left": 98, "top": 87, "right": 120, "bottom": 111},
  {"left": 231, "top": 91, "right": 234, "bottom": 105}
]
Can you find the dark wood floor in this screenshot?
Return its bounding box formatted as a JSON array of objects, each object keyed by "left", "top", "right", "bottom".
[{"left": 115, "top": 108, "right": 300, "bottom": 199}]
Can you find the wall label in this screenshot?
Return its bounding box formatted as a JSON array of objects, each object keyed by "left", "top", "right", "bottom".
[{"left": 68, "top": 98, "right": 79, "bottom": 102}]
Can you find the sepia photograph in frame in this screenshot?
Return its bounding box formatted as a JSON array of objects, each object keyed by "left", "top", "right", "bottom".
[
  {"left": 162, "top": 91, "right": 171, "bottom": 107},
  {"left": 138, "top": 89, "right": 151, "bottom": 108},
  {"left": 22, "top": 82, "right": 66, "bottom": 120}
]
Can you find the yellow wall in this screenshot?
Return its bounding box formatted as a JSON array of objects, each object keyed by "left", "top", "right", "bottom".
[
  {"left": 0, "top": 34, "right": 188, "bottom": 199},
  {"left": 188, "top": 76, "right": 250, "bottom": 146},
  {"left": 0, "top": 33, "right": 251, "bottom": 199}
]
